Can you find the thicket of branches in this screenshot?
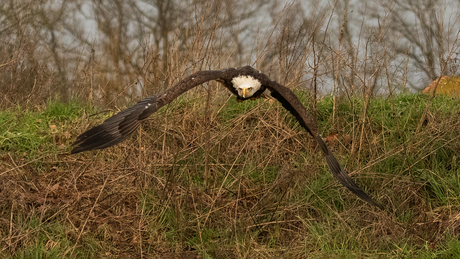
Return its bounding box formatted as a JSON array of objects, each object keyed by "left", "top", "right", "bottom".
[{"left": 1, "top": 0, "right": 459, "bottom": 109}]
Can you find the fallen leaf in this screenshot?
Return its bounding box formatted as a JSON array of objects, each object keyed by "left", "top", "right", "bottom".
[
  {"left": 64, "top": 131, "right": 71, "bottom": 139},
  {"left": 326, "top": 133, "right": 338, "bottom": 143},
  {"left": 50, "top": 183, "right": 59, "bottom": 192}
]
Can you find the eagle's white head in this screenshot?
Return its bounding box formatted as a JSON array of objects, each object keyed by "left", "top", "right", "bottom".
[{"left": 231, "top": 75, "right": 262, "bottom": 99}]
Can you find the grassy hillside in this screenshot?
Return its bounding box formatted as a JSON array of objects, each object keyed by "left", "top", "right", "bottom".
[{"left": 1, "top": 93, "right": 460, "bottom": 258}]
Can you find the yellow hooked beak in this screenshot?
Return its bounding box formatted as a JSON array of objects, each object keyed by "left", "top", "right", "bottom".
[{"left": 242, "top": 88, "right": 247, "bottom": 98}]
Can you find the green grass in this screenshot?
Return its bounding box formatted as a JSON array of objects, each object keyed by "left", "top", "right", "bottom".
[
  {"left": 2, "top": 93, "right": 460, "bottom": 257},
  {"left": 2, "top": 216, "right": 99, "bottom": 259},
  {"left": 0, "top": 99, "right": 88, "bottom": 156},
  {"left": 217, "top": 96, "right": 265, "bottom": 123}
]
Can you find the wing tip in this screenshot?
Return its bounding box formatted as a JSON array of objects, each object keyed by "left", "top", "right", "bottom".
[
  {"left": 70, "top": 145, "right": 90, "bottom": 154},
  {"left": 316, "top": 135, "right": 383, "bottom": 210}
]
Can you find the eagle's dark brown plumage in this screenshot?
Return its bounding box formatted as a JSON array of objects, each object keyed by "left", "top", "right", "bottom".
[{"left": 72, "top": 66, "right": 383, "bottom": 209}]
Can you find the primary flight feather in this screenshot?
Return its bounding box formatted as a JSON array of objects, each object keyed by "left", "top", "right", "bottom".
[{"left": 72, "top": 66, "right": 383, "bottom": 209}]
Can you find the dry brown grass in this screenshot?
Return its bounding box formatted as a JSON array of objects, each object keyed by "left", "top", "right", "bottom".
[{"left": 2, "top": 91, "right": 460, "bottom": 257}]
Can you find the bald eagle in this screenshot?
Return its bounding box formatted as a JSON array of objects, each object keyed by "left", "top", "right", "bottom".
[{"left": 72, "top": 66, "right": 383, "bottom": 209}]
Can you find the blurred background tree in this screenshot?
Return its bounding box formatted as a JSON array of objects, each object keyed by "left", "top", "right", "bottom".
[{"left": 1, "top": 0, "right": 459, "bottom": 108}]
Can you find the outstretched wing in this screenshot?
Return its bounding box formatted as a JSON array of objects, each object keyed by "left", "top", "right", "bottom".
[
  {"left": 71, "top": 65, "right": 382, "bottom": 209},
  {"left": 71, "top": 70, "right": 225, "bottom": 154},
  {"left": 262, "top": 79, "right": 383, "bottom": 209}
]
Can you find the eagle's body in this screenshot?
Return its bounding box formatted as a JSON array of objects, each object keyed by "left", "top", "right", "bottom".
[{"left": 72, "top": 66, "right": 383, "bottom": 209}]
